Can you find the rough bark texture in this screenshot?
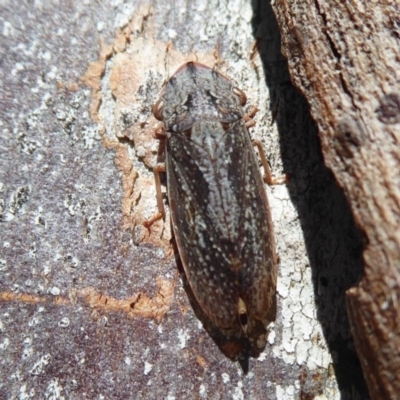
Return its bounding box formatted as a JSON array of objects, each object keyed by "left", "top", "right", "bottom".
[
  {"left": 0, "top": 0, "right": 370, "bottom": 398},
  {"left": 272, "top": 0, "right": 400, "bottom": 398}
]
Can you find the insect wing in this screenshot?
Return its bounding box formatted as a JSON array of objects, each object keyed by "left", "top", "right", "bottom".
[{"left": 166, "top": 119, "right": 276, "bottom": 329}]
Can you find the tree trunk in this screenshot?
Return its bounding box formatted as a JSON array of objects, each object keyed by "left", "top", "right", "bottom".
[{"left": 272, "top": 0, "right": 400, "bottom": 398}]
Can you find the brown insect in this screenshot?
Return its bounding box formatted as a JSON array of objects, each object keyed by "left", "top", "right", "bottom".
[{"left": 149, "top": 61, "right": 282, "bottom": 349}]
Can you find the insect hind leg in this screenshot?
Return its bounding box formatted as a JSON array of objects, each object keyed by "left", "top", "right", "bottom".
[
  {"left": 252, "top": 140, "right": 287, "bottom": 185},
  {"left": 242, "top": 106, "right": 287, "bottom": 185}
]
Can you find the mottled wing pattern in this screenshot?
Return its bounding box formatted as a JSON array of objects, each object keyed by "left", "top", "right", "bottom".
[
  {"left": 154, "top": 61, "right": 277, "bottom": 332},
  {"left": 235, "top": 125, "right": 277, "bottom": 323},
  {"left": 166, "top": 119, "right": 276, "bottom": 329}
]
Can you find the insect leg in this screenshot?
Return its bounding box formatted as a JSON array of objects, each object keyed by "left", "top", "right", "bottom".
[
  {"left": 143, "top": 126, "right": 167, "bottom": 229},
  {"left": 252, "top": 140, "right": 288, "bottom": 185},
  {"left": 242, "top": 107, "right": 287, "bottom": 184},
  {"left": 243, "top": 106, "right": 259, "bottom": 128},
  {"left": 143, "top": 163, "right": 166, "bottom": 228}
]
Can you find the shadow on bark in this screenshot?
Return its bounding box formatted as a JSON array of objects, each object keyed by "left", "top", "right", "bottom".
[{"left": 250, "top": 1, "right": 369, "bottom": 398}]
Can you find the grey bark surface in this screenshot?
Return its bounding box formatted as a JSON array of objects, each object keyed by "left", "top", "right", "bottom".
[
  {"left": 271, "top": 0, "right": 400, "bottom": 399},
  {"left": 0, "top": 1, "right": 368, "bottom": 399}
]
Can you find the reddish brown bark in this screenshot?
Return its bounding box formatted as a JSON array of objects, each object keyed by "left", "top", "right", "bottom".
[{"left": 272, "top": 1, "right": 400, "bottom": 398}]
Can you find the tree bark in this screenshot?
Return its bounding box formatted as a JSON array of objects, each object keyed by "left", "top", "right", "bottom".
[
  {"left": 272, "top": 0, "right": 400, "bottom": 398},
  {"left": 0, "top": 0, "right": 372, "bottom": 398}
]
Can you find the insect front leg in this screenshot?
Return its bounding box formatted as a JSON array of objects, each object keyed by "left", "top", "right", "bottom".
[{"left": 143, "top": 127, "right": 167, "bottom": 229}]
